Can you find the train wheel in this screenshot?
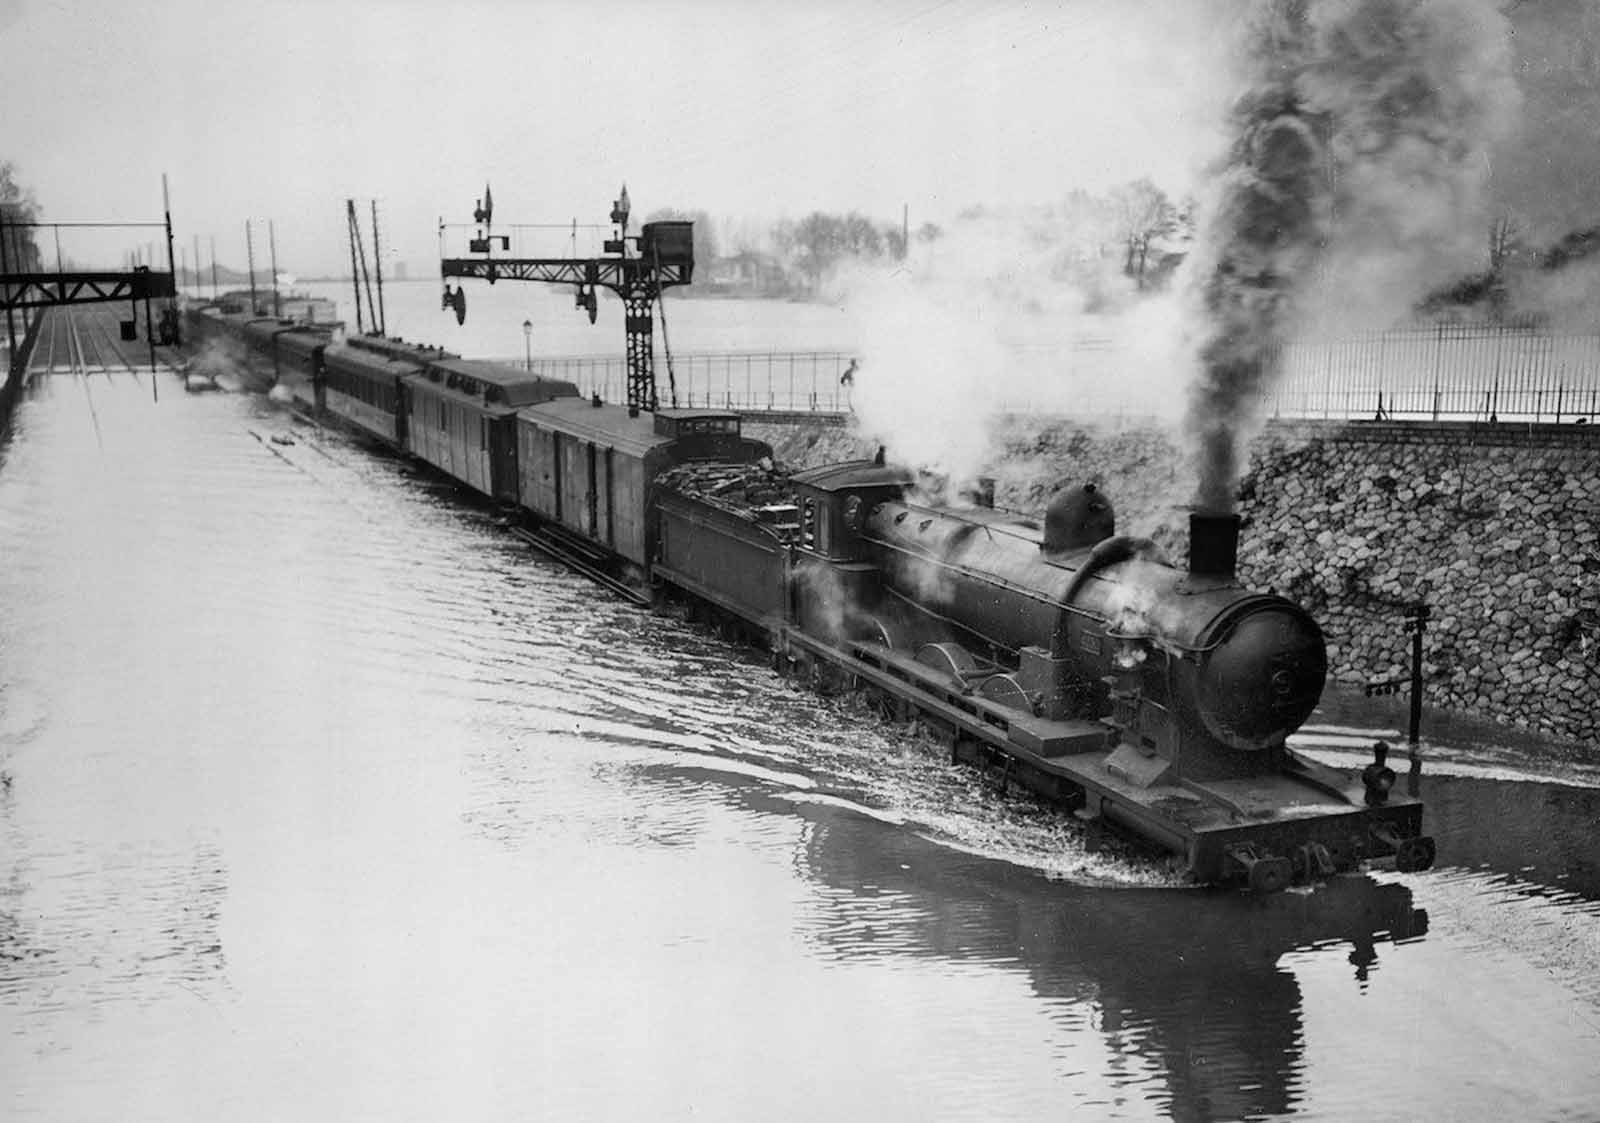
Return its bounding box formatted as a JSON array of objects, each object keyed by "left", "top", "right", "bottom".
[
  {"left": 915, "top": 643, "right": 977, "bottom": 684},
  {"left": 1248, "top": 857, "right": 1293, "bottom": 895},
  {"left": 861, "top": 615, "right": 901, "bottom": 652},
  {"left": 978, "top": 673, "right": 1033, "bottom": 714}
]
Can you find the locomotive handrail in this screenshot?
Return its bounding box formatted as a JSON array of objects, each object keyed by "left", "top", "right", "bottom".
[{"left": 889, "top": 498, "right": 1048, "bottom": 549}]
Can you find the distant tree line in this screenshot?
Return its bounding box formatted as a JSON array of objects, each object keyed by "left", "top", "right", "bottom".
[
  {"left": 1420, "top": 210, "right": 1600, "bottom": 324},
  {"left": 0, "top": 161, "right": 43, "bottom": 275},
  {"left": 649, "top": 177, "right": 1194, "bottom": 300}
]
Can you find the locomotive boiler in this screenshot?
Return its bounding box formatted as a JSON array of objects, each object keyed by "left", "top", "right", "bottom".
[{"left": 862, "top": 488, "right": 1328, "bottom": 761}]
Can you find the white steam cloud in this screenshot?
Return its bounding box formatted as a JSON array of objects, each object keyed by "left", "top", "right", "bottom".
[{"left": 831, "top": 213, "right": 1197, "bottom": 497}]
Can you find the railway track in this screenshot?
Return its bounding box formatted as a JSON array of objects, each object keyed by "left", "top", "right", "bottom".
[
  {"left": 505, "top": 523, "right": 650, "bottom": 606},
  {"left": 30, "top": 305, "right": 178, "bottom": 382}
]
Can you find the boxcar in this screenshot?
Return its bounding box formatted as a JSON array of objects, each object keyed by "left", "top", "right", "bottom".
[
  {"left": 404, "top": 359, "right": 577, "bottom": 503},
  {"left": 515, "top": 402, "right": 773, "bottom": 572},
  {"left": 516, "top": 399, "right": 672, "bottom": 568}
]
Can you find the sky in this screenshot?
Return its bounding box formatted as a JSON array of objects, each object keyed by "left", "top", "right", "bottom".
[{"left": 0, "top": 0, "right": 1238, "bottom": 276}]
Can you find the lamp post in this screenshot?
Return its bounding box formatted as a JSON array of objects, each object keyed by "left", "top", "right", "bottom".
[{"left": 523, "top": 318, "right": 532, "bottom": 371}]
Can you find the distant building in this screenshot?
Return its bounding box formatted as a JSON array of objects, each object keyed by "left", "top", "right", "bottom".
[{"left": 706, "top": 251, "right": 789, "bottom": 296}]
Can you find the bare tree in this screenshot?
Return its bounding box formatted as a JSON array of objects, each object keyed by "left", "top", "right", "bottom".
[
  {"left": 1488, "top": 210, "right": 1521, "bottom": 277},
  {"left": 1110, "top": 178, "right": 1177, "bottom": 290},
  {"left": 0, "top": 161, "right": 42, "bottom": 274},
  {"left": 785, "top": 211, "right": 885, "bottom": 291}
]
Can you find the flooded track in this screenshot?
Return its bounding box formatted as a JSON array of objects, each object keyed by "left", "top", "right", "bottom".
[{"left": 3, "top": 363, "right": 1599, "bottom": 1121}]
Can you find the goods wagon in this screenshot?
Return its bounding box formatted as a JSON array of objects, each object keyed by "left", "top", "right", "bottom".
[{"left": 403, "top": 359, "right": 577, "bottom": 502}]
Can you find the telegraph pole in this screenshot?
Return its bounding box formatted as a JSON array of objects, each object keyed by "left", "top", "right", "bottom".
[
  {"left": 347, "top": 200, "right": 365, "bottom": 335},
  {"left": 162, "top": 174, "right": 180, "bottom": 345},
  {"left": 371, "top": 200, "right": 387, "bottom": 336},
  {"left": 245, "top": 220, "right": 258, "bottom": 314},
  {"left": 269, "top": 220, "right": 281, "bottom": 318}
]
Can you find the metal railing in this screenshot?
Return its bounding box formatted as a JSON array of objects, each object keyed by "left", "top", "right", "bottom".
[
  {"left": 502, "top": 324, "right": 1600, "bottom": 424},
  {"left": 1266, "top": 324, "right": 1600, "bottom": 423},
  {"left": 519, "top": 350, "right": 857, "bottom": 413}
]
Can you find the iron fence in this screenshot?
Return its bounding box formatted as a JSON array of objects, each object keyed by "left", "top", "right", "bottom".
[
  {"left": 506, "top": 323, "right": 1600, "bottom": 424},
  {"left": 522, "top": 350, "right": 856, "bottom": 413},
  {"left": 1266, "top": 324, "right": 1600, "bottom": 423}
]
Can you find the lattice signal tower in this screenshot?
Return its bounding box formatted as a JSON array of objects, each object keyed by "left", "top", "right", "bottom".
[{"left": 438, "top": 184, "right": 694, "bottom": 415}]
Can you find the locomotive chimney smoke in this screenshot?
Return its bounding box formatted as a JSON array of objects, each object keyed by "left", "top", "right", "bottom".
[
  {"left": 1186, "top": 1, "right": 1326, "bottom": 513},
  {"left": 1189, "top": 511, "right": 1241, "bottom": 578},
  {"left": 1186, "top": 0, "right": 1518, "bottom": 512}
]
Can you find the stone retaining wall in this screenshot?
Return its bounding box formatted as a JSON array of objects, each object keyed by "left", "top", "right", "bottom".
[
  {"left": 1238, "top": 423, "right": 1600, "bottom": 744},
  {"left": 749, "top": 417, "right": 1600, "bottom": 744}
]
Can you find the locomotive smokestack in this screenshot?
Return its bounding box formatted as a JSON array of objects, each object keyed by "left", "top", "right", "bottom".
[{"left": 1189, "top": 511, "right": 1240, "bottom": 578}]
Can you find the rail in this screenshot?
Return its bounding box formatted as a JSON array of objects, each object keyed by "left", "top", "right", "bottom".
[{"left": 498, "top": 323, "right": 1600, "bottom": 425}]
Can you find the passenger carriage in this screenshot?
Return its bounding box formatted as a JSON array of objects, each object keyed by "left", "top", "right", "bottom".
[{"left": 320, "top": 344, "right": 417, "bottom": 445}]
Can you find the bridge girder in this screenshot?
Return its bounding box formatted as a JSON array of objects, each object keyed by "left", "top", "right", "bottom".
[{"left": 0, "top": 269, "right": 176, "bottom": 311}]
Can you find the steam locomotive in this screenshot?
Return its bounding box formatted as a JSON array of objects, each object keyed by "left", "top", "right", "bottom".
[{"left": 186, "top": 305, "right": 1436, "bottom": 892}]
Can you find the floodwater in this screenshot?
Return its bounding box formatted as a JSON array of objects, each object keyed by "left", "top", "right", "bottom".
[
  {"left": 4, "top": 359, "right": 1600, "bottom": 1122},
  {"left": 219, "top": 277, "right": 866, "bottom": 365}
]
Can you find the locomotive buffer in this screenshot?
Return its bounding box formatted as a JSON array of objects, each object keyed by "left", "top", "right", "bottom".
[{"left": 439, "top": 184, "right": 694, "bottom": 416}]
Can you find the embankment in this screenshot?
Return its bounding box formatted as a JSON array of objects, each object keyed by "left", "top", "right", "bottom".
[{"left": 1, "top": 310, "right": 44, "bottom": 428}]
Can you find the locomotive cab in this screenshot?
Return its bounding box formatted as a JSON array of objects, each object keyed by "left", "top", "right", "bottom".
[{"left": 788, "top": 460, "right": 913, "bottom": 640}]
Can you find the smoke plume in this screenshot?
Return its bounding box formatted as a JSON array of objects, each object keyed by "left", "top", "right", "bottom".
[{"left": 1186, "top": 0, "right": 1517, "bottom": 511}]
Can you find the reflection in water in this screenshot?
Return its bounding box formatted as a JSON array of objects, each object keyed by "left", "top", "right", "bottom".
[{"left": 789, "top": 797, "right": 1424, "bottom": 1123}]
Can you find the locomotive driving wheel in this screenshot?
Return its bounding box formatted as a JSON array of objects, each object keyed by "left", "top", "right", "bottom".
[{"left": 858, "top": 615, "right": 901, "bottom": 651}]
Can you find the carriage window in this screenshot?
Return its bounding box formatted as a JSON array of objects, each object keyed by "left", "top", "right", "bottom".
[{"left": 801, "top": 498, "right": 816, "bottom": 549}]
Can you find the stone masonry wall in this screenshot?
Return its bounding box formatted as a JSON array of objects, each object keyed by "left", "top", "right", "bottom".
[
  {"left": 749, "top": 418, "right": 1600, "bottom": 745},
  {"left": 1236, "top": 424, "right": 1600, "bottom": 744}
]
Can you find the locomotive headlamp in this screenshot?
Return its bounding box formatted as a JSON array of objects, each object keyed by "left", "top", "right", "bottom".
[{"left": 1362, "top": 741, "right": 1397, "bottom": 805}]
